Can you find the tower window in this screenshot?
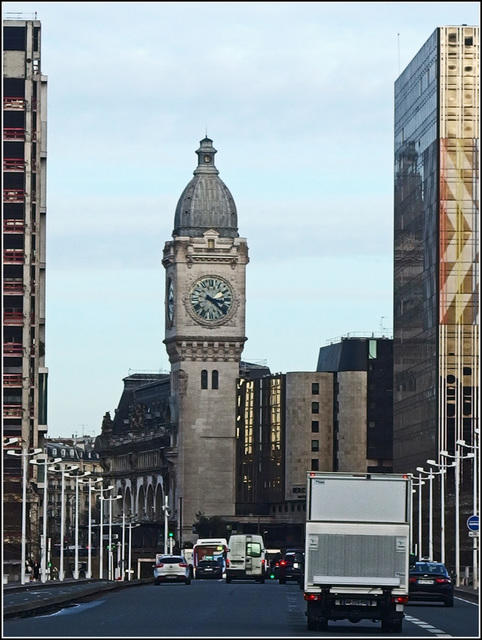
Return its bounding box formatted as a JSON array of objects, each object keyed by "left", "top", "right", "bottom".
[
  {"left": 312, "top": 382, "right": 319, "bottom": 394},
  {"left": 212, "top": 370, "right": 219, "bottom": 389},
  {"left": 311, "top": 402, "right": 319, "bottom": 414},
  {"left": 311, "top": 421, "right": 319, "bottom": 433},
  {"left": 201, "top": 370, "right": 208, "bottom": 389},
  {"left": 311, "top": 440, "right": 319, "bottom": 452},
  {"left": 311, "top": 459, "right": 319, "bottom": 471}
]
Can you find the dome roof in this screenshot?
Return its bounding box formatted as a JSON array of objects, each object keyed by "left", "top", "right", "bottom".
[{"left": 173, "top": 137, "right": 238, "bottom": 238}]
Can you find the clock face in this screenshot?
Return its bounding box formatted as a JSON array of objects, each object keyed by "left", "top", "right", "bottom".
[
  {"left": 167, "top": 279, "right": 174, "bottom": 324},
  {"left": 189, "top": 276, "right": 234, "bottom": 322}
]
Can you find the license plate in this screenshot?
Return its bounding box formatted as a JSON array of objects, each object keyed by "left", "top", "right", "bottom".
[
  {"left": 418, "top": 579, "right": 434, "bottom": 585},
  {"left": 342, "top": 599, "right": 373, "bottom": 607}
]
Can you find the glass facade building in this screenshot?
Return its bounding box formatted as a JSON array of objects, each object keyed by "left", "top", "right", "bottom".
[
  {"left": 393, "top": 26, "right": 479, "bottom": 569},
  {"left": 394, "top": 26, "right": 479, "bottom": 470}
]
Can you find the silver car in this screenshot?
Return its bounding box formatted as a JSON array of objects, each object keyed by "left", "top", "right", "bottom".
[{"left": 153, "top": 554, "right": 191, "bottom": 585}]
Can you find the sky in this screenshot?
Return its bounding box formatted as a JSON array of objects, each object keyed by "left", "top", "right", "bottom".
[{"left": 3, "top": 2, "right": 480, "bottom": 439}]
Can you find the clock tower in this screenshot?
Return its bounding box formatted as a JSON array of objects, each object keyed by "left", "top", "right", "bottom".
[{"left": 162, "top": 137, "right": 249, "bottom": 544}]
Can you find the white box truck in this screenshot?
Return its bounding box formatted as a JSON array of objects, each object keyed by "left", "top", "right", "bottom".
[
  {"left": 303, "top": 472, "right": 412, "bottom": 633},
  {"left": 226, "top": 534, "right": 266, "bottom": 583}
]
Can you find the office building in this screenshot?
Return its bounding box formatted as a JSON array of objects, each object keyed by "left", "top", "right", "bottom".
[
  {"left": 393, "top": 26, "right": 479, "bottom": 567},
  {"left": 3, "top": 16, "right": 49, "bottom": 561}
]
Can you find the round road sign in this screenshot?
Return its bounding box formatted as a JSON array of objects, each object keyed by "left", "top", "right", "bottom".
[{"left": 467, "top": 515, "right": 479, "bottom": 531}]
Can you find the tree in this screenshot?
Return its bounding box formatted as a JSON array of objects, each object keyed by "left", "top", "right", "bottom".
[{"left": 193, "top": 512, "right": 228, "bottom": 538}]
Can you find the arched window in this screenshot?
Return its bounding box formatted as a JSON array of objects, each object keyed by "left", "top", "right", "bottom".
[
  {"left": 201, "top": 370, "right": 208, "bottom": 389},
  {"left": 212, "top": 370, "right": 219, "bottom": 389}
]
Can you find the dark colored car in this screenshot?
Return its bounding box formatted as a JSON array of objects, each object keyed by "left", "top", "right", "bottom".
[
  {"left": 196, "top": 557, "right": 224, "bottom": 579},
  {"left": 408, "top": 561, "right": 454, "bottom": 607},
  {"left": 278, "top": 551, "right": 304, "bottom": 585}
]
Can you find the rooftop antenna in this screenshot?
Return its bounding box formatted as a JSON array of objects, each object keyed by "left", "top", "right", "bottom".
[{"left": 397, "top": 33, "right": 400, "bottom": 75}]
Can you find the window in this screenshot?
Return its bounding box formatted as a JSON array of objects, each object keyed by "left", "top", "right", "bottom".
[
  {"left": 311, "top": 402, "right": 319, "bottom": 414},
  {"left": 201, "top": 370, "right": 208, "bottom": 389},
  {"left": 311, "top": 382, "right": 319, "bottom": 394},
  {"left": 212, "top": 370, "right": 219, "bottom": 389},
  {"left": 311, "top": 459, "right": 319, "bottom": 471},
  {"left": 311, "top": 421, "right": 319, "bottom": 433},
  {"left": 311, "top": 440, "right": 319, "bottom": 452}
]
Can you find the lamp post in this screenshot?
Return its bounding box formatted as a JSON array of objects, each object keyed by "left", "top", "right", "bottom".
[
  {"left": 127, "top": 520, "right": 141, "bottom": 581},
  {"left": 426, "top": 458, "right": 456, "bottom": 564},
  {"left": 457, "top": 434, "right": 479, "bottom": 590},
  {"left": 67, "top": 470, "right": 91, "bottom": 579},
  {"left": 7, "top": 441, "right": 42, "bottom": 584},
  {"left": 30, "top": 455, "right": 61, "bottom": 582},
  {"left": 80, "top": 477, "right": 103, "bottom": 579},
  {"left": 49, "top": 463, "right": 79, "bottom": 581},
  {"left": 98, "top": 485, "right": 114, "bottom": 579},
  {"left": 440, "top": 448, "right": 475, "bottom": 586},
  {"left": 101, "top": 490, "right": 122, "bottom": 580},
  {"left": 412, "top": 476, "right": 425, "bottom": 558},
  {"left": 416, "top": 467, "right": 440, "bottom": 561}
]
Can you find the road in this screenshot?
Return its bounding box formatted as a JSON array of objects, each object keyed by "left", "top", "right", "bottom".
[{"left": 3, "top": 579, "right": 479, "bottom": 638}]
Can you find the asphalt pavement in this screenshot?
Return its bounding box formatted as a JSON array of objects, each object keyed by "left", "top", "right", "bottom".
[{"left": 2, "top": 576, "right": 479, "bottom": 620}]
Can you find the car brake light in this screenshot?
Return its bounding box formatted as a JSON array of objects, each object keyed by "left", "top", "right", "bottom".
[
  {"left": 435, "top": 577, "right": 450, "bottom": 584},
  {"left": 155, "top": 563, "right": 164, "bottom": 568},
  {"left": 409, "top": 577, "right": 416, "bottom": 583},
  {"left": 179, "top": 563, "right": 188, "bottom": 567},
  {"left": 280, "top": 560, "right": 286, "bottom": 566}
]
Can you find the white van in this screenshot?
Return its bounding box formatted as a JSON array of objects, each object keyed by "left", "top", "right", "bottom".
[{"left": 226, "top": 534, "right": 266, "bottom": 583}]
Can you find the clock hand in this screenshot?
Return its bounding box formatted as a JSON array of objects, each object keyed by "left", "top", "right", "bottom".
[{"left": 206, "top": 294, "right": 228, "bottom": 314}]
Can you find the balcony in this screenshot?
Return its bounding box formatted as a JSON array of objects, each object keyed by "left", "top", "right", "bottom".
[
  {"left": 3, "top": 374, "right": 23, "bottom": 387},
  {"left": 3, "top": 158, "right": 26, "bottom": 172},
  {"left": 3, "top": 250, "right": 24, "bottom": 264},
  {"left": 3, "top": 309, "right": 24, "bottom": 325},
  {"left": 3, "top": 219, "right": 25, "bottom": 233},
  {"left": 3, "top": 342, "right": 23, "bottom": 356},
  {"left": 3, "top": 279, "right": 24, "bottom": 294},
  {"left": 3, "top": 97, "right": 27, "bottom": 110},
  {"left": 3, "top": 405, "right": 23, "bottom": 418}
]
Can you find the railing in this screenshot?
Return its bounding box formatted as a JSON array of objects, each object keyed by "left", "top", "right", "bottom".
[
  {"left": 3, "top": 128, "right": 36, "bottom": 140},
  {"left": 3, "top": 309, "right": 24, "bottom": 325},
  {"left": 3, "top": 219, "right": 25, "bottom": 232},
  {"left": 3, "top": 249, "right": 24, "bottom": 264},
  {"left": 3, "top": 158, "right": 26, "bottom": 171},
  {"left": 3, "top": 405, "right": 23, "bottom": 418},
  {"left": 3, "top": 97, "right": 27, "bottom": 110},
  {"left": 3, "top": 188, "right": 24, "bottom": 202},
  {"left": 3, "top": 280, "right": 24, "bottom": 294},
  {"left": 3, "top": 374, "right": 23, "bottom": 387},
  {"left": 3, "top": 342, "right": 23, "bottom": 356}
]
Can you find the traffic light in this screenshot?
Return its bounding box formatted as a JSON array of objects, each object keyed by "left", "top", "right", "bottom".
[{"left": 168, "top": 531, "right": 174, "bottom": 538}]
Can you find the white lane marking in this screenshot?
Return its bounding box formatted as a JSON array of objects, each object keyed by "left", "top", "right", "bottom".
[{"left": 404, "top": 614, "right": 452, "bottom": 637}]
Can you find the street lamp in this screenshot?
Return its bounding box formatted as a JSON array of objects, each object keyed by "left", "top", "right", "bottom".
[
  {"left": 49, "top": 463, "right": 79, "bottom": 581},
  {"left": 127, "top": 520, "right": 141, "bottom": 581},
  {"left": 412, "top": 476, "right": 425, "bottom": 558},
  {"left": 80, "top": 477, "right": 103, "bottom": 579},
  {"left": 440, "top": 448, "right": 475, "bottom": 586},
  {"left": 416, "top": 466, "right": 445, "bottom": 561},
  {"left": 7, "top": 441, "right": 42, "bottom": 584},
  {"left": 30, "top": 455, "right": 61, "bottom": 582},
  {"left": 66, "top": 469, "right": 91, "bottom": 579},
  {"left": 426, "top": 458, "right": 456, "bottom": 564},
  {"left": 457, "top": 435, "right": 479, "bottom": 590},
  {"left": 100, "top": 488, "right": 121, "bottom": 580},
  {"left": 98, "top": 485, "right": 114, "bottom": 579}
]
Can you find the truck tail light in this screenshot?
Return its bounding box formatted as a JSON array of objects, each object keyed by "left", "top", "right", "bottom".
[
  {"left": 391, "top": 596, "right": 408, "bottom": 604},
  {"left": 304, "top": 593, "right": 321, "bottom": 601}
]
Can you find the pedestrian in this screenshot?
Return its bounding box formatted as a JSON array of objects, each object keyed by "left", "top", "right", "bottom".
[{"left": 33, "top": 560, "right": 40, "bottom": 581}]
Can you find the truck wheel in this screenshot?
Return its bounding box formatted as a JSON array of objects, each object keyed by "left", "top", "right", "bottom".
[
  {"left": 259, "top": 576, "right": 265, "bottom": 584},
  {"left": 226, "top": 576, "right": 231, "bottom": 584},
  {"left": 318, "top": 618, "right": 328, "bottom": 631},
  {"left": 307, "top": 617, "right": 317, "bottom": 631},
  {"left": 381, "top": 617, "right": 391, "bottom": 632},
  {"left": 279, "top": 577, "right": 286, "bottom": 584},
  {"left": 391, "top": 619, "right": 402, "bottom": 633}
]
